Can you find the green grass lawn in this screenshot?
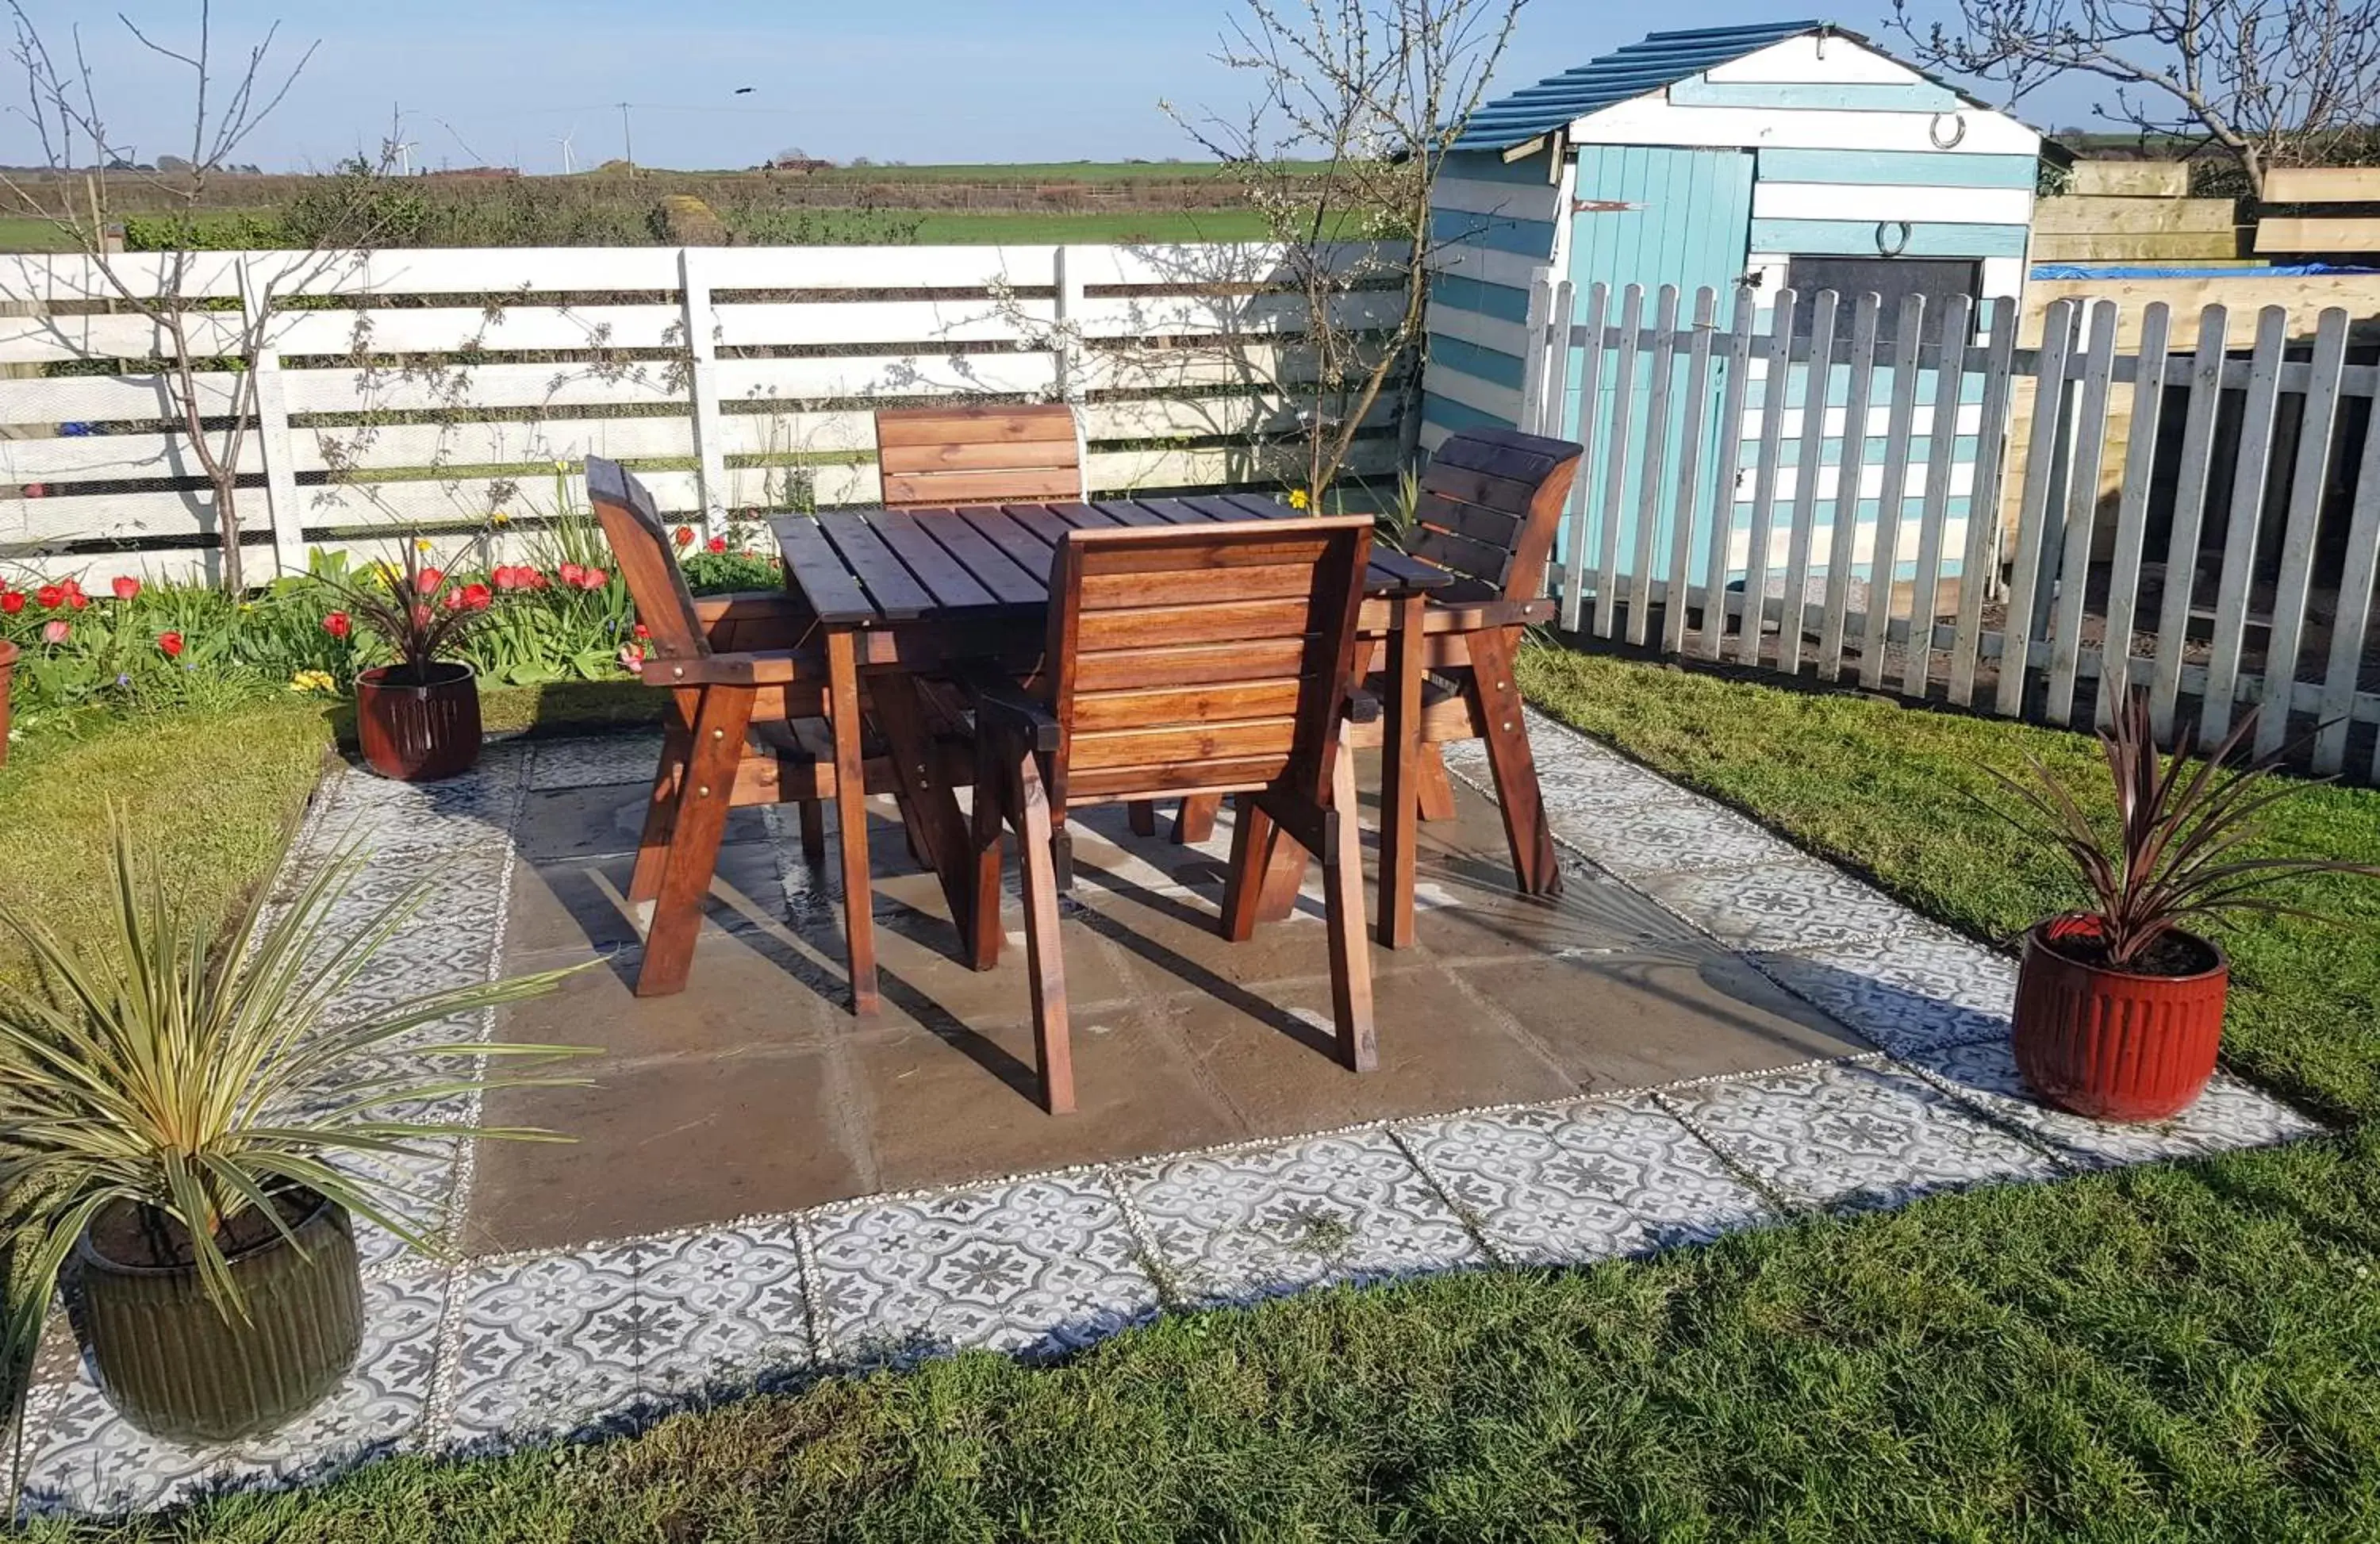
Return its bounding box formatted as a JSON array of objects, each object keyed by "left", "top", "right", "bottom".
[{"left": 17, "top": 648, "right": 2380, "bottom": 1541}]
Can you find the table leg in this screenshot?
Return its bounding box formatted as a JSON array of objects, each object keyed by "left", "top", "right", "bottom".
[
  {"left": 1470, "top": 626, "right": 1563, "bottom": 898},
  {"left": 1377, "top": 593, "right": 1424, "bottom": 949},
  {"left": 826, "top": 627, "right": 879, "bottom": 1015},
  {"left": 867, "top": 670, "right": 986, "bottom": 968}
]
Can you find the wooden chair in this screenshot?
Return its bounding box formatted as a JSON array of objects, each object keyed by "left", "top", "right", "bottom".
[
  {"left": 586, "top": 456, "right": 858, "bottom": 997},
  {"left": 1168, "top": 428, "right": 1583, "bottom": 931},
  {"left": 964, "top": 516, "right": 1380, "bottom": 1115},
  {"left": 873, "top": 402, "right": 1086, "bottom": 509}
]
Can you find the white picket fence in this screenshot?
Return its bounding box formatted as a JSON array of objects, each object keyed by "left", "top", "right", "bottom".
[
  {"left": 0, "top": 241, "right": 1405, "bottom": 587},
  {"left": 1520, "top": 281, "right": 2380, "bottom": 778}
]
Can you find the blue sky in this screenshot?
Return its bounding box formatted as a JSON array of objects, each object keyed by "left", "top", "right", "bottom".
[{"left": 1, "top": 1, "right": 2072, "bottom": 172}]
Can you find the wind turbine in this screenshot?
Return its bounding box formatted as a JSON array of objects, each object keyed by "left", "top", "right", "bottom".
[
  {"left": 393, "top": 138, "right": 420, "bottom": 175},
  {"left": 552, "top": 130, "right": 578, "bottom": 175}
]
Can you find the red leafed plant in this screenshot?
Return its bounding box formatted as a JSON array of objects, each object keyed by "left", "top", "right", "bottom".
[
  {"left": 317, "top": 540, "right": 497, "bottom": 682},
  {"left": 1987, "top": 689, "right": 2380, "bottom": 970}
]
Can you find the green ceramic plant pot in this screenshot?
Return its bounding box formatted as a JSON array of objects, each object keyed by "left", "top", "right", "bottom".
[{"left": 73, "top": 1190, "right": 363, "bottom": 1443}]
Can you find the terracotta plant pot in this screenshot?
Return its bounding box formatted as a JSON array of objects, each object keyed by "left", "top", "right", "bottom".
[
  {"left": 2012, "top": 918, "right": 2230, "bottom": 1122},
  {"left": 0, "top": 636, "right": 15, "bottom": 767},
  {"left": 355, "top": 660, "right": 482, "bottom": 782},
  {"left": 73, "top": 1190, "right": 363, "bottom": 1443}
]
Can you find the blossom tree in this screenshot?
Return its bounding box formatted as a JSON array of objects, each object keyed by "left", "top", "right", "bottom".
[{"left": 1168, "top": 0, "right": 1528, "bottom": 507}]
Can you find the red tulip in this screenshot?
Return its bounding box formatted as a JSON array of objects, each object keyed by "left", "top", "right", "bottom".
[
  {"left": 558, "top": 562, "right": 585, "bottom": 587},
  {"left": 415, "top": 567, "right": 445, "bottom": 593},
  {"left": 631, "top": 621, "right": 650, "bottom": 640},
  {"left": 35, "top": 584, "right": 63, "bottom": 609},
  {"left": 112, "top": 575, "right": 140, "bottom": 601},
  {"left": 322, "top": 610, "right": 351, "bottom": 639},
  {"left": 617, "top": 641, "right": 645, "bottom": 673},
  {"left": 705, "top": 535, "right": 727, "bottom": 555},
  {"left": 528, "top": 568, "right": 550, "bottom": 589},
  {"left": 673, "top": 526, "right": 696, "bottom": 548},
  {"left": 0, "top": 590, "right": 21, "bottom": 615},
  {"left": 40, "top": 619, "right": 69, "bottom": 644},
  {"left": 60, "top": 578, "right": 86, "bottom": 610},
  {"left": 459, "top": 582, "right": 493, "bottom": 611},
  {"left": 156, "top": 630, "right": 183, "bottom": 659},
  {"left": 576, "top": 567, "right": 608, "bottom": 591}
]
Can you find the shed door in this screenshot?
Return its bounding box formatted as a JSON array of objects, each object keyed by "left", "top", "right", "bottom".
[{"left": 1560, "top": 146, "right": 1754, "bottom": 603}]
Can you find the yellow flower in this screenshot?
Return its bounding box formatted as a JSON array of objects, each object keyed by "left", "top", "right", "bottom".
[
  {"left": 489, "top": 510, "right": 511, "bottom": 527},
  {"left": 370, "top": 559, "right": 400, "bottom": 584},
  {"left": 1287, "top": 488, "right": 1311, "bottom": 511},
  {"left": 415, "top": 537, "right": 435, "bottom": 554},
  {"left": 288, "top": 669, "right": 337, "bottom": 694}
]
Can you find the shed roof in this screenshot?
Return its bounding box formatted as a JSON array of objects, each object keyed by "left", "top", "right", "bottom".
[{"left": 1450, "top": 21, "right": 1995, "bottom": 154}]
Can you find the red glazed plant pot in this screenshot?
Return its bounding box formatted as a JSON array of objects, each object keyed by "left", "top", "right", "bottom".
[
  {"left": 0, "top": 636, "right": 15, "bottom": 767},
  {"left": 354, "top": 661, "right": 482, "bottom": 782},
  {"left": 2012, "top": 918, "right": 2229, "bottom": 1122}
]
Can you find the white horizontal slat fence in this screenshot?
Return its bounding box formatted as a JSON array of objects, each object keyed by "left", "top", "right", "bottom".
[
  {"left": 1518, "top": 279, "right": 2380, "bottom": 781},
  {"left": 0, "top": 240, "right": 1407, "bottom": 587}
]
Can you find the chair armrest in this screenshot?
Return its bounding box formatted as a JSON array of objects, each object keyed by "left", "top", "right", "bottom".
[
  {"left": 1420, "top": 597, "right": 1556, "bottom": 634},
  {"left": 644, "top": 649, "right": 824, "bottom": 687},
  {"left": 956, "top": 663, "right": 1061, "bottom": 755}
]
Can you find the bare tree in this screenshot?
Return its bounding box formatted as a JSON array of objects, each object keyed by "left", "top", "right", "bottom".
[
  {"left": 0, "top": 2, "right": 401, "bottom": 591},
  {"left": 1893, "top": 0, "right": 2380, "bottom": 196},
  {"left": 1167, "top": 0, "right": 1526, "bottom": 506}
]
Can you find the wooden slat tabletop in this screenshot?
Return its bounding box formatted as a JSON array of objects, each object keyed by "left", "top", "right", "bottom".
[{"left": 774, "top": 498, "right": 1450, "bottom": 628}]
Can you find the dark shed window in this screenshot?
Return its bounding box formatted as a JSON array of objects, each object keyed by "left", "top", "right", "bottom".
[{"left": 1783, "top": 256, "right": 1983, "bottom": 340}]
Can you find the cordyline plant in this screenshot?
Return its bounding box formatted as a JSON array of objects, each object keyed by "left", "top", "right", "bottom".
[
  {"left": 0, "top": 814, "right": 589, "bottom": 1389},
  {"left": 1986, "top": 689, "right": 2380, "bottom": 968},
  {"left": 317, "top": 538, "right": 505, "bottom": 680}
]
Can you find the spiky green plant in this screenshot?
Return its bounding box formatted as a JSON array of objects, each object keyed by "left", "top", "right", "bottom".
[{"left": 0, "top": 815, "right": 589, "bottom": 1381}]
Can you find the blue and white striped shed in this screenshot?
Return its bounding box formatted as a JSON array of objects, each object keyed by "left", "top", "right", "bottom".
[{"left": 1421, "top": 21, "right": 2044, "bottom": 597}]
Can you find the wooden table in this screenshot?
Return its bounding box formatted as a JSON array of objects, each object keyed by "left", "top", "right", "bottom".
[{"left": 772, "top": 494, "right": 1451, "bottom": 1015}]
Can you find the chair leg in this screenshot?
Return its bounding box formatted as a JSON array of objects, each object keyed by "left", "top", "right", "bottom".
[
  {"left": 1011, "top": 747, "right": 1074, "bottom": 1115},
  {"left": 797, "top": 799, "right": 826, "bottom": 870},
  {"left": 1050, "top": 816, "right": 1075, "bottom": 893},
  {"left": 638, "top": 687, "right": 752, "bottom": 998},
  {"left": 1416, "top": 743, "right": 1457, "bottom": 823},
  {"left": 628, "top": 720, "right": 692, "bottom": 905},
  {"left": 1172, "top": 793, "right": 1220, "bottom": 845},
  {"left": 1127, "top": 800, "right": 1157, "bottom": 837},
  {"left": 1220, "top": 794, "right": 1277, "bottom": 943},
  {"left": 1321, "top": 747, "right": 1379, "bottom": 1073},
  {"left": 1470, "top": 628, "right": 1562, "bottom": 897},
  {"left": 966, "top": 732, "right": 1005, "bottom": 973}
]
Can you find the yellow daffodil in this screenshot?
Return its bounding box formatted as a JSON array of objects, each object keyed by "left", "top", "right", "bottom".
[
  {"left": 370, "top": 559, "right": 400, "bottom": 585},
  {"left": 1287, "top": 488, "right": 1311, "bottom": 511},
  {"left": 288, "top": 669, "right": 337, "bottom": 694},
  {"left": 489, "top": 510, "right": 511, "bottom": 526},
  {"left": 415, "top": 537, "right": 435, "bottom": 554}
]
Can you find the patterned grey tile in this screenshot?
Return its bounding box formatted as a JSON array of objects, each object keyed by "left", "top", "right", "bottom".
[
  {"left": 436, "top": 1224, "right": 809, "bottom": 1446},
  {"left": 440, "top": 1246, "right": 642, "bottom": 1447},
  {"left": 309, "top": 747, "right": 524, "bottom": 857},
  {"left": 525, "top": 736, "right": 664, "bottom": 792},
  {"left": 1753, "top": 931, "right": 2017, "bottom": 1056},
  {"left": 1661, "top": 1058, "right": 2064, "bottom": 1213},
  {"left": 1119, "top": 1129, "right": 1484, "bottom": 1307},
  {"left": 1549, "top": 797, "right": 1806, "bottom": 880},
  {"left": 1634, "top": 861, "right": 1921, "bottom": 953},
  {"left": 1903, "top": 1037, "right": 2324, "bottom": 1171},
  {"left": 631, "top": 1225, "right": 813, "bottom": 1400},
  {"left": 805, "top": 1175, "right": 1159, "bottom": 1365},
  {"left": 1400, "top": 1096, "right": 1777, "bottom": 1266},
  {"left": 332, "top": 1140, "right": 463, "bottom": 1277},
  {"left": 15, "top": 1268, "right": 446, "bottom": 1519}
]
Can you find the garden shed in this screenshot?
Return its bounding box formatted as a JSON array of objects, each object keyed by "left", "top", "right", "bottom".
[{"left": 1423, "top": 20, "right": 2047, "bottom": 601}]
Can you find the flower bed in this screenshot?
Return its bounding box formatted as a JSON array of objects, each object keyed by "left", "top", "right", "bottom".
[{"left": 0, "top": 532, "right": 783, "bottom": 732}]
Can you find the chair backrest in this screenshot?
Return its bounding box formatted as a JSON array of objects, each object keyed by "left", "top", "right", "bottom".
[
  {"left": 874, "top": 403, "right": 1084, "bottom": 509},
  {"left": 585, "top": 455, "right": 707, "bottom": 660},
  {"left": 1407, "top": 428, "right": 1584, "bottom": 603},
  {"left": 1042, "top": 516, "right": 1372, "bottom": 812}
]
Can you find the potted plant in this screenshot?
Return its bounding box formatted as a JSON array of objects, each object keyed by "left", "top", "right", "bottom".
[
  {"left": 1989, "top": 690, "right": 2378, "bottom": 1122},
  {"left": 0, "top": 817, "right": 587, "bottom": 1443},
  {"left": 325, "top": 543, "right": 499, "bottom": 782}
]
